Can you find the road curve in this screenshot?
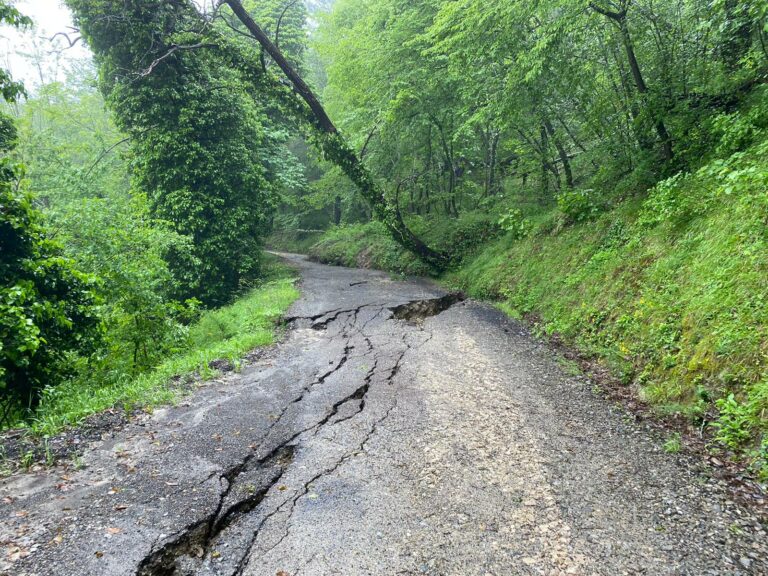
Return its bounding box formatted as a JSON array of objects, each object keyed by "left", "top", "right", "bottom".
[{"left": 2, "top": 254, "right": 766, "bottom": 576}]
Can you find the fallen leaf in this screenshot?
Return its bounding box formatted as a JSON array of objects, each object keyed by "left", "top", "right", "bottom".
[
  {"left": 114, "top": 504, "right": 130, "bottom": 511},
  {"left": 211, "top": 550, "right": 221, "bottom": 558},
  {"left": 106, "top": 527, "right": 122, "bottom": 535},
  {"left": 95, "top": 551, "right": 104, "bottom": 558},
  {"left": 278, "top": 485, "right": 288, "bottom": 492}
]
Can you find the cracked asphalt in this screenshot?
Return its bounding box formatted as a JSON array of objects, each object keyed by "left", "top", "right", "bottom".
[{"left": 2, "top": 254, "right": 767, "bottom": 576}]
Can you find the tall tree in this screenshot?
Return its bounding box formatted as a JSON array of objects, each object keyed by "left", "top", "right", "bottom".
[{"left": 67, "top": 0, "right": 279, "bottom": 305}]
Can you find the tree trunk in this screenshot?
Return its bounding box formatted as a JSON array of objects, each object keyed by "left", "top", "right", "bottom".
[
  {"left": 333, "top": 195, "right": 342, "bottom": 226},
  {"left": 224, "top": 0, "right": 449, "bottom": 268},
  {"left": 617, "top": 19, "right": 673, "bottom": 162},
  {"left": 484, "top": 129, "right": 500, "bottom": 197},
  {"left": 590, "top": 2, "right": 673, "bottom": 162},
  {"left": 544, "top": 119, "right": 574, "bottom": 188},
  {"left": 540, "top": 124, "right": 551, "bottom": 199},
  {"left": 722, "top": 0, "right": 753, "bottom": 70}
]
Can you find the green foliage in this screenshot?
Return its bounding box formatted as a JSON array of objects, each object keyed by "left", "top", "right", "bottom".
[
  {"left": 31, "top": 263, "right": 299, "bottom": 435},
  {"left": 449, "top": 134, "right": 768, "bottom": 473},
  {"left": 0, "top": 2, "right": 30, "bottom": 104},
  {"left": 557, "top": 189, "right": 602, "bottom": 224},
  {"left": 67, "top": 0, "right": 282, "bottom": 305},
  {"left": 0, "top": 162, "right": 100, "bottom": 419},
  {"left": 11, "top": 77, "right": 200, "bottom": 388},
  {"left": 424, "top": 212, "right": 501, "bottom": 262},
  {"left": 268, "top": 229, "right": 326, "bottom": 254},
  {"left": 664, "top": 433, "right": 683, "bottom": 454},
  {"left": 0, "top": 5, "right": 101, "bottom": 422},
  {"left": 499, "top": 209, "right": 532, "bottom": 240},
  {"left": 310, "top": 222, "right": 431, "bottom": 276},
  {"left": 240, "top": 0, "right": 309, "bottom": 72}
]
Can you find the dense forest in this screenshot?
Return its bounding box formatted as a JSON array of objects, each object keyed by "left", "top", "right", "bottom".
[{"left": 1, "top": 0, "right": 767, "bottom": 478}]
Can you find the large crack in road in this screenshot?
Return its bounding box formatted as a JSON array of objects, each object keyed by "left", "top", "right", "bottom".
[{"left": 2, "top": 254, "right": 767, "bottom": 576}]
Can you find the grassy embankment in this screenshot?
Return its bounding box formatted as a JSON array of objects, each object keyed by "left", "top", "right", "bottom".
[
  {"left": 30, "top": 260, "right": 300, "bottom": 435},
  {"left": 273, "top": 120, "right": 768, "bottom": 478}
]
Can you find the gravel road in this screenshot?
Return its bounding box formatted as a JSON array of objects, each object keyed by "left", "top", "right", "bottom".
[{"left": 2, "top": 254, "right": 766, "bottom": 576}]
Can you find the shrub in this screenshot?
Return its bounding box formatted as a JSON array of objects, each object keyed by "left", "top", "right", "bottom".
[
  {"left": 556, "top": 189, "right": 601, "bottom": 223},
  {"left": 438, "top": 214, "right": 501, "bottom": 261},
  {"left": 498, "top": 208, "right": 532, "bottom": 240},
  {"left": 1, "top": 159, "right": 100, "bottom": 421}
]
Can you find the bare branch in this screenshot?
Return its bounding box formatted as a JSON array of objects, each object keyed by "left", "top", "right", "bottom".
[
  {"left": 360, "top": 122, "right": 380, "bottom": 159},
  {"left": 50, "top": 28, "right": 82, "bottom": 48},
  {"left": 589, "top": 2, "right": 626, "bottom": 21},
  {"left": 83, "top": 137, "right": 131, "bottom": 179},
  {"left": 136, "top": 42, "right": 217, "bottom": 78},
  {"left": 275, "top": 0, "right": 300, "bottom": 51}
]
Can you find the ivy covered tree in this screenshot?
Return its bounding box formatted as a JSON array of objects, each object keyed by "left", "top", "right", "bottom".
[
  {"left": 0, "top": 2, "right": 99, "bottom": 421},
  {"left": 67, "top": 0, "right": 280, "bottom": 306}
]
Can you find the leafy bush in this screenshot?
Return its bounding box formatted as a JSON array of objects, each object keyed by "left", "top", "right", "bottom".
[
  {"left": 556, "top": 189, "right": 602, "bottom": 223},
  {"left": 56, "top": 194, "right": 198, "bottom": 377},
  {"left": 437, "top": 214, "right": 501, "bottom": 261},
  {"left": 499, "top": 208, "right": 532, "bottom": 240},
  {"left": 310, "top": 222, "right": 432, "bottom": 275},
  {"left": 32, "top": 264, "right": 299, "bottom": 435},
  {"left": 1, "top": 160, "right": 99, "bottom": 421}
]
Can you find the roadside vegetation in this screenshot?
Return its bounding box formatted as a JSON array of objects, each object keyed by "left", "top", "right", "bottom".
[
  {"left": 294, "top": 94, "right": 768, "bottom": 479},
  {"left": 32, "top": 263, "right": 298, "bottom": 436}
]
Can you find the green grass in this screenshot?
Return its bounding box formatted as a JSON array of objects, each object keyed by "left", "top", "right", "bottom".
[
  {"left": 664, "top": 432, "right": 683, "bottom": 454},
  {"left": 308, "top": 211, "right": 502, "bottom": 276},
  {"left": 30, "top": 263, "right": 300, "bottom": 436},
  {"left": 309, "top": 221, "right": 433, "bottom": 275}
]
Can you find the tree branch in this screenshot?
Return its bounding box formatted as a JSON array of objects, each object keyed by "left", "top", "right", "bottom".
[
  {"left": 83, "top": 137, "right": 131, "bottom": 179},
  {"left": 275, "top": 0, "right": 300, "bottom": 51},
  {"left": 136, "top": 42, "right": 217, "bottom": 78},
  {"left": 589, "top": 2, "right": 626, "bottom": 21},
  {"left": 50, "top": 28, "right": 81, "bottom": 48}
]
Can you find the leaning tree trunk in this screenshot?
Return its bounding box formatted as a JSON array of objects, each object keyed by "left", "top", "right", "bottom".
[{"left": 224, "top": 0, "right": 449, "bottom": 269}]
